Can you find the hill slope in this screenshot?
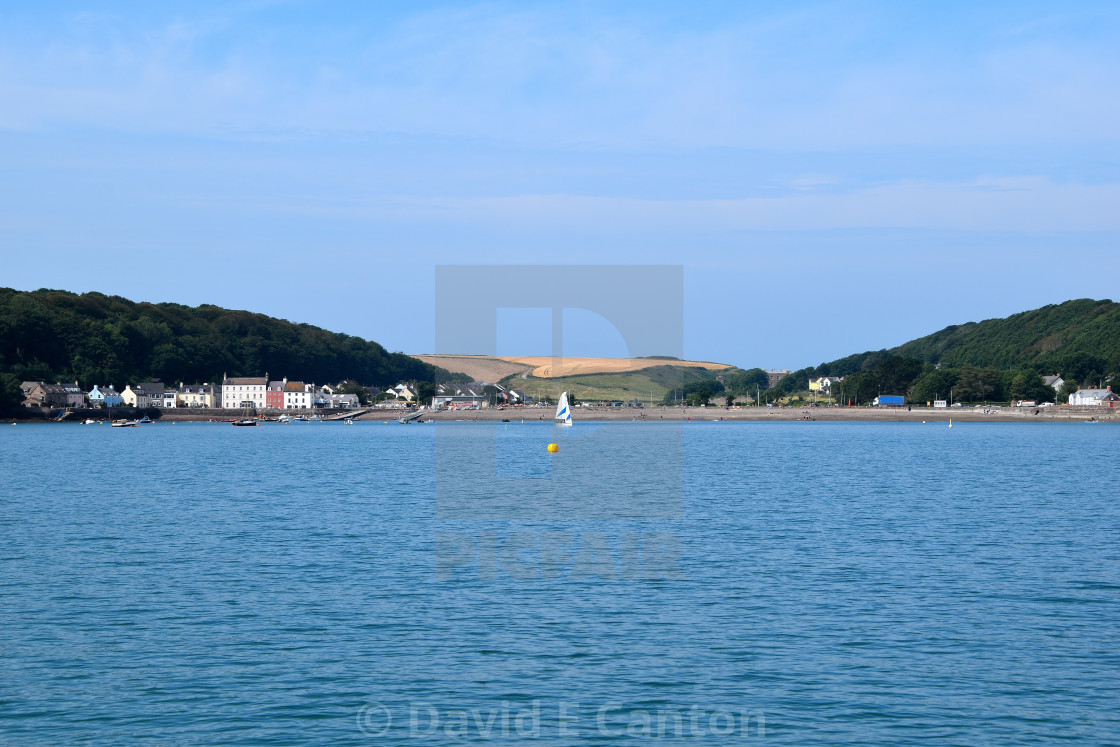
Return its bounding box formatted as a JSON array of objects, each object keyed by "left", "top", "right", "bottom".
[
  {"left": 892, "top": 299, "right": 1120, "bottom": 374},
  {"left": 0, "top": 288, "right": 460, "bottom": 388},
  {"left": 414, "top": 354, "right": 732, "bottom": 382},
  {"left": 763, "top": 298, "right": 1119, "bottom": 401},
  {"left": 415, "top": 354, "right": 733, "bottom": 403}
]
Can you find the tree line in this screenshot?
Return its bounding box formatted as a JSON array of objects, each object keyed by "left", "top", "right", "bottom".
[
  {"left": 0, "top": 288, "right": 469, "bottom": 403},
  {"left": 758, "top": 298, "right": 1118, "bottom": 404}
]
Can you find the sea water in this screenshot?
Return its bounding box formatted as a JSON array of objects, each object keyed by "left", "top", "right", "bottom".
[{"left": 1, "top": 421, "right": 1118, "bottom": 745}]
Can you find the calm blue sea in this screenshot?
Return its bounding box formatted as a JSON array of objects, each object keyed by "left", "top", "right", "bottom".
[{"left": 2, "top": 420, "right": 1118, "bottom": 745}]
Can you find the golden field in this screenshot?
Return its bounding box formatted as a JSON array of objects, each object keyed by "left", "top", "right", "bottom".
[
  {"left": 503, "top": 356, "right": 732, "bottom": 378},
  {"left": 415, "top": 354, "right": 732, "bottom": 381}
]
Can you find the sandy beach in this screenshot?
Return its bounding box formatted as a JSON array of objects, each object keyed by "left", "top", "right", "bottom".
[
  {"left": 14, "top": 404, "right": 1116, "bottom": 424},
  {"left": 366, "top": 405, "right": 1117, "bottom": 424}
]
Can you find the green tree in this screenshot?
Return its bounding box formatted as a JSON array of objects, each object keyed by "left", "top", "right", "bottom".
[
  {"left": 336, "top": 380, "right": 372, "bottom": 406},
  {"left": 833, "top": 372, "right": 878, "bottom": 405},
  {"left": 908, "top": 368, "right": 960, "bottom": 404},
  {"left": 953, "top": 366, "right": 1000, "bottom": 402},
  {"left": 725, "top": 368, "right": 769, "bottom": 395},
  {"left": 875, "top": 356, "right": 924, "bottom": 394},
  {"left": 1058, "top": 379, "right": 1079, "bottom": 403},
  {"left": 1009, "top": 371, "right": 1053, "bottom": 403},
  {"left": 686, "top": 383, "right": 714, "bottom": 406},
  {"left": 413, "top": 380, "right": 435, "bottom": 406},
  {"left": 0, "top": 373, "right": 22, "bottom": 409}
]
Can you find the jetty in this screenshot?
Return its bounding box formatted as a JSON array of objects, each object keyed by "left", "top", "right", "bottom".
[{"left": 323, "top": 408, "right": 370, "bottom": 421}]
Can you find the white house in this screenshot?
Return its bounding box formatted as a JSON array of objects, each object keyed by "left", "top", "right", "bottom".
[
  {"left": 177, "top": 383, "right": 220, "bottom": 408},
  {"left": 393, "top": 383, "right": 416, "bottom": 401},
  {"left": 222, "top": 374, "right": 268, "bottom": 409},
  {"left": 1043, "top": 375, "right": 1064, "bottom": 393},
  {"left": 282, "top": 380, "right": 314, "bottom": 409},
  {"left": 1068, "top": 386, "right": 1119, "bottom": 406}
]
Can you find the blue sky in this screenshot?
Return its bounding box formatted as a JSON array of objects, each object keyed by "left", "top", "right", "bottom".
[{"left": 1, "top": 1, "right": 1118, "bottom": 369}]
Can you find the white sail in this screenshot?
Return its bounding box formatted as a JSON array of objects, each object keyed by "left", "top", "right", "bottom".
[{"left": 555, "top": 391, "right": 572, "bottom": 426}]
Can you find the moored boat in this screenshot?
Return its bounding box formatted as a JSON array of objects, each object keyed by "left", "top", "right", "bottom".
[{"left": 232, "top": 418, "right": 259, "bottom": 427}]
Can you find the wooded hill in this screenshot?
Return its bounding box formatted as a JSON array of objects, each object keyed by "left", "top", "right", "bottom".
[
  {"left": 0, "top": 288, "right": 465, "bottom": 393},
  {"left": 762, "top": 299, "right": 1118, "bottom": 404}
]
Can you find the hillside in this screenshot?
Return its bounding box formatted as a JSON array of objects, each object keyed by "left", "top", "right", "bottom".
[
  {"left": 411, "top": 355, "right": 532, "bottom": 383},
  {"left": 416, "top": 354, "right": 734, "bottom": 403},
  {"left": 0, "top": 288, "right": 463, "bottom": 389},
  {"left": 762, "top": 298, "right": 1119, "bottom": 404},
  {"left": 414, "top": 354, "right": 731, "bottom": 381},
  {"left": 501, "top": 364, "right": 729, "bottom": 404},
  {"left": 892, "top": 299, "right": 1120, "bottom": 374},
  {"left": 502, "top": 356, "right": 731, "bottom": 378}
]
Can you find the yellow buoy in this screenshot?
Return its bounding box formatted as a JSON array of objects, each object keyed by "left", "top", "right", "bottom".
[{"left": 547, "top": 442, "right": 559, "bottom": 453}]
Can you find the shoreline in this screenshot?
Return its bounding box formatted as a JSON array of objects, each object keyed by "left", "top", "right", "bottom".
[
  {"left": 13, "top": 406, "right": 1115, "bottom": 424},
  {"left": 409, "top": 406, "right": 1117, "bottom": 423}
]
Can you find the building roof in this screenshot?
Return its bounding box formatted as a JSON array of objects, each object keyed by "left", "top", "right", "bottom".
[
  {"left": 224, "top": 376, "right": 267, "bottom": 385},
  {"left": 1043, "top": 375, "right": 1063, "bottom": 386}
]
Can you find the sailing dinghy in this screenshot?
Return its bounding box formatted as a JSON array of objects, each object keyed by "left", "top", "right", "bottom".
[{"left": 555, "top": 392, "right": 573, "bottom": 426}]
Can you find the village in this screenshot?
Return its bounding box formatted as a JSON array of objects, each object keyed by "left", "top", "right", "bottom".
[{"left": 16, "top": 374, "right": 530, "bottom": 414}]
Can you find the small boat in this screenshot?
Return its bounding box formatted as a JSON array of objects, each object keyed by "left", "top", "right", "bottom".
[
  {"left": 308, "top": 414, "right": 323, "bottom": 422},
  {"left": 555, "top": 392, "right": 573, "bottom": 427},
  {"left": 277, "top": 414, "right": 293, "bottom": 424},
  {"left": 82, "top": 419, "right": 97, "bottom": 425},
  {"left": 344, "top": 418, "right": 354, "bottom": 425},
  {"left": 232, "top": 418, "right": 259, "bottom": 427},
  {"left": 111, "top": 419, "right": 138, "bottom": 428},
  {"left": 137, "top": 416, "right": 153, "bottom": 424}
]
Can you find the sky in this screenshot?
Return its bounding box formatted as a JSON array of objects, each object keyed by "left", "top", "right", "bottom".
[{"left": 1, "top": 1, "right": 1118, "bottom": 369}]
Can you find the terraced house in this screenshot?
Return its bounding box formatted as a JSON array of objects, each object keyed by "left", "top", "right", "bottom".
[
  {"left": 121, "top": 381, "right": 170, "bottom": 408},
  {"left": 177, "top": 383, "right": 221, "bottom": 408},
  {"left": 267, "top": 378, "right": 315, "bottom": 409}
]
